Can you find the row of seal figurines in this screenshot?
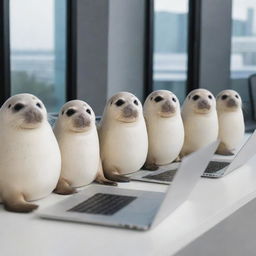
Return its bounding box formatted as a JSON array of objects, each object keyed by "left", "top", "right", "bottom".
[{"left": 0, "top": 88, "right": 244, "bottom": 213}]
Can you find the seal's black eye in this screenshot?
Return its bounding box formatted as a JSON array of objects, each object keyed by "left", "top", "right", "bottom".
[
  {"left": 66, "top": 109, "right": 76, "bottom": 116},
  {"left": 154, "top": 96, "right": 164, "bottom": 102},
  {"left": 208, "top": 95, "right": 212, "bottom": 99},
  {"left": 86, "top": 109, "right": 91, "bottom": 115},
  {"left": 221, "top": 95, "right": 228, "bottom": 100},
  {"left": 150, "top": 97, "right": 153, "bottom": 100},
  {"left": 133, "top": 99, "right": 138, "bottom": 106},
  {"left": 235, "top": 94, "right": 239, "bottom": 99},
  {"left": 192, "top": 95, "right": 200, "bottom": 101},
  {"left": 172, "top": 97, "right": 176, "bottom": 102},
  {"left": 36, "top": 103, "right": 42, "bottom": 108},
  {"left": 115, "top": 99, "right": 125, "bottom": 106},
  {"left": 8, "top": 104, "right": 11, "bottom": 109},
  {"left": 13, "top": 103, "right": 25, "bottom": 111}
]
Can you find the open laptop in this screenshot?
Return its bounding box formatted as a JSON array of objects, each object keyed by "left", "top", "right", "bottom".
[
  {"left": 129, "top": 131, "right": 256, "bottom": 183},
  {"left": 202, "top": 130, "right": 256, "bottom": 178},
  {"left": 127, "top": 162, "right": 180, "bottom": 185},
  {"left": 38, "top": 141, "right": 218, "bottom": 231}
]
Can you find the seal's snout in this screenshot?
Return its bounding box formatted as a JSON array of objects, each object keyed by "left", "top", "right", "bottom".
[
  {"left": 73, "top": 114, "right": 91, "bottom": 128},
  {"left": 198, "top": 99, "right": 211, "bottom": 110},
  {"left": 161, "top": 100, "right": 175, "bottom": 113},
  {"left": 24, "top": 108, "right": 43, "bottom": 124},
  {"left": 123, "top": 104, "right": 138, "bottom": 118},
  {"left": 227, "top": 98, "right": 237, "bottom": 108}
]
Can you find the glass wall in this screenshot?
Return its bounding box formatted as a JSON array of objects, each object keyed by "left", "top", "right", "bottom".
[
  {"left": 231, "top": 0, "right": 256, "bottom": 121},
  {"left": 10, "top": 0, "right": 67, "bottom": 113},
  {"left": 153, "top": 0, "right": 189, "bottom": 102}
]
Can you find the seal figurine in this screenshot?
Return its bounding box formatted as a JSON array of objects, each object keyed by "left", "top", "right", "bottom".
[
  {"left": 143, "top": 90, "right": 184, "bottom": 170},
  {"left": 0, "top": 94, "right": 61, "bottom": 212},
  {"left": 216, "top": 90, "right": 244, "bottom": 155},
  {"left": 98, "top": 92, "right": 148, "bottom": 182},
  {"left": 53, "top": 100, "right": 116, "bottom": 195},
  {"left": 181, "top": 89, "right": 218, "bottom": 157}
]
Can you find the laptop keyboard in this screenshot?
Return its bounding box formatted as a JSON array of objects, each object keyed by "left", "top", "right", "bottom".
[
  {"left": 68, "top": 193, "right": 137, "bottom": 216},
  {"left": 204, "top": 161, "right": 230, "bottom": 174},
  {"left": 143, "top": 169, "right": 177, "bottom": 182}
]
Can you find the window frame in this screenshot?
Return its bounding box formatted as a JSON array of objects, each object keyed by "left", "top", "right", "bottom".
[
  {"left": 0, "top": 0, "right": 10, "bottom": 104},
  {"left": 1, "top": 0, "right": 72, "bottom": 108},
  {"left": 66, "top": 0, "right": 77, "bottom": 101},
  {"left": 143, "top": 0, "right": 154, "bottom": 98},
  {"left": 148, "top": 0, "right": 255, "bottom": 130},
  {"left": 1, "top": 0, "right": 255, "bottom": 130}
]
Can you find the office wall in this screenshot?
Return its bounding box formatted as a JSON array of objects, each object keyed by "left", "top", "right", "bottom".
[
  {"left": 76, "top": 0, "right": 146, "bottom": 115},
  {"left": 199, "top": 0, "right": 232, "bottom": 94},
  {"left": 76, "top": 0, "right": 109, "bottom": 115},
  {"left": 107, "top": 0, "right": 146, "bottom": 101}
]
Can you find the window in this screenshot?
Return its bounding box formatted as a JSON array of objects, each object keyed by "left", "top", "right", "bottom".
[
  {"left": 10, "top": 0, "right": 67, "bottom": 112},
  {"left": 231, "top": 0, "right": 256, "bottom": 121},
  {"left": 153, "top": 0, "right": 189, "bottom": 102}
]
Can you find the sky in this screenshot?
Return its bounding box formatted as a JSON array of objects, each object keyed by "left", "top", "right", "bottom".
[
  {"left": 233, "top": 0, "right": 256, "bottom": 19},
  {"left": 154, "top": 0, "right": 188, "bottom": 13},
  {"left": 155, "top": 0, "right": 256, "bottom": 19},
  {"left": 10, "top": 0, "right": 54, "bottom": 50},
  {"left": 10, "top": 0, "right": 256, "bottom": 50}
]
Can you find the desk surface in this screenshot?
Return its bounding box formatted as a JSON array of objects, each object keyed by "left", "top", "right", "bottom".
[
  {"left": 176, "top": 196, "right": 256, "bottom": 256},
  {"left": 1, "top": 152, "right": 256, "bottom": 256}
]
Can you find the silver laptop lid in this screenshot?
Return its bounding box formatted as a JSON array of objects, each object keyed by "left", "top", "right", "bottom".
[
  {"left": 151, "top": 140, "right": 219, "bottom": 228},
  {"left": 225, "top": 130, "right": 256, "bottom": 175}
]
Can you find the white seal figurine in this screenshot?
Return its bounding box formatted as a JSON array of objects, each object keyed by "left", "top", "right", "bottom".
[
  {"left": 143, "top": 90, "right": 184, "bottom": 170},
  {"left": 98, "top": 92, "right": 148, "bottom": 182},
  {"left": 53, "top": 100, "right": 116, "bottom": 195},
  {"left": 181, "top": 89, "right": 218, "bottom": 157},
  {"left": 0, "top": 94, "right": 61, "bottom": 212},
  {"left": 216, "top": 90, "right": 244, "bottom": 155}
]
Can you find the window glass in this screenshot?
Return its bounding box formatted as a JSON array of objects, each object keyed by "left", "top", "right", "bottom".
[
  {"left": 153, "top": 0, "right": 188, "bottom": 102},
  {"left": 10, "top": 0, "right": 67, "bottom": 113},
  {"left": 231, "top": 0, "right": 256, "bottom": 121}
]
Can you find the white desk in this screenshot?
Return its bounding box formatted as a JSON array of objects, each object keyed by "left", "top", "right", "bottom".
[{"left": 1, "top": 155, "right": 256, "bottom": 256}]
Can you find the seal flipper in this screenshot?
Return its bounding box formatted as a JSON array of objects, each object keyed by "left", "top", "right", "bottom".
[
  {"left": 143, "top": 155, "right": 159, "bottom": 171},
  {"left": 143, "top": 162, "right": 159, "bottom": 171},
  {"left": 54, "top": 177, "right": 77, "bottom": 195},
  {"left": 94, "top": 161, "right": 117, "bottom": 186},
  {"left": 2, "top": 192, "right": 38, "bottom": 213},
  {"left": 173, "top": 156, "right": 181, "bottom": 162},
  {"left": 216, "top": 142, "right": 235, "bottom": 156},
  {"left": 95, "top": 176, "right": 117, "bottom": 186},
  {"left": 103, "top": 166, "right": 130, "bottom": 182},
  {"left": 105, "top": 172, "right": 130, "bottom": 182}
]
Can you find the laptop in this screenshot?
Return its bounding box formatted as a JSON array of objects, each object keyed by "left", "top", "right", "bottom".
[
  {"left": 38, "top": 141, "right": 218, "bottom": 231},
  {"left": 202, "top": 130, "right": 256, "bottom": 178},
  {"left": 127, "top": 162, "right": 180, "bottom": 185}
]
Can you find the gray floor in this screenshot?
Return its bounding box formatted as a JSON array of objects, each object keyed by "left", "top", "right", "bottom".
[{"left": 175, "top": 197, "right": 256, "bottom": 256}]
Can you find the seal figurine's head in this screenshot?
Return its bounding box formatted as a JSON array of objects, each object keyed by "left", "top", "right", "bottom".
[
  {"left": 144, "top": 90, "right": 180, "bottom": 118},
  {"left": 182, "top": 89, "right": 216, "bottom": 115},
  {"left": 103, "top": 92, "right": 143, "bottom": 123},
  {"left": 0, "top": 93, "right": 47, "bottom": 129},
  {"left": 216, "top": 90, "right": 242, "bottom": 112},
  {"left": 56, "top": 100, "right": 95, "bottom": 133}
]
